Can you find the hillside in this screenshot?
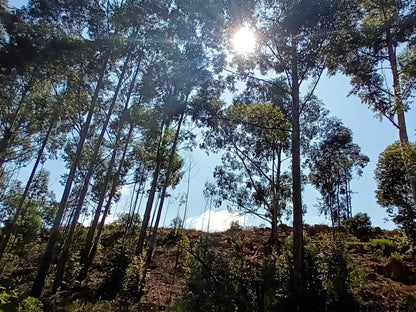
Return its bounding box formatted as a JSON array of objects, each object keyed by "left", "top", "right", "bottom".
[{"left": 0, "top": 223, "right": 416, "bottom": 311}]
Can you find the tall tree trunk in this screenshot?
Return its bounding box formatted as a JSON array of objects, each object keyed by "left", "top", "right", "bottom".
[
  {"left": 84, "top": 124, "right": 138, "bottom": 273},
  {"left": 77, "top": 58, "right": 141, "bottom": 283},
  {"left": 345, "top": 177, "right": 351, "bottom": 218},
  {"left": 0, "top": 123, "right": 53, "bottom": 260},
  {"left": 386, "top": 28, "right": 416, "bottom": 208},
  {"left": 78, "top": 123, "right": 134, "bottom": 284},
  {"left": 147, "top": 108, "right": 186, "bottom": 249},
  {"left": 52, "top": 53, "right": 132, "bottom": 293},
  {"left": 291, "top": 36, "right": 303, "bottom": 299},
  {"left": 268, "top": 146, "right": 281, "bottom": 246},
  {"left": 135, "top": 126, "right": 164, "bottom": 255},
  {"left": 140, "top": 109, "right": 185, "bottom": 295},
  {"left": 30, "top": 50, "right": 111, "bottom": 298}
]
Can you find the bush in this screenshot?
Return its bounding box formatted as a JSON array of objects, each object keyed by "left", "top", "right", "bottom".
[
  {"left": 305, "top": 224, "right": 331, "bottom": 237},
  {"left": 0, "top": 286, "right": 17, "bottom": 305},
  {"left": 98, "top": 244, "right": 130, "bottom": 300},
  {"left": 366, "top": 238, "right": 397, "bottom": 256},
  {"left": 17, "top": 296, "right": 43, "bottom": 312},
  {"left": 343, "top": 213, "right": 372, "bottom": 239}
]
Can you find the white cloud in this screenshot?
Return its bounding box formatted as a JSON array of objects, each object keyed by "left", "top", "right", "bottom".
[
  {"left": 82, "top": 214, "right": 114, "bottom": 227},
  {"left": 185, "top": 209, "right": 247, "bottom": 232}
]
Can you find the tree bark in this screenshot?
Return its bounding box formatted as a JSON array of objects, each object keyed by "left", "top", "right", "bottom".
[
  {"left": 291, "top": 36, "right": 303, "bottom": 299},
  {"left": 77, "top": 58, "right": 141, "bottom": 284},
  {"left": 386, "top": 27, "right": 416, "bottom": 208},
  {"left": 30, "top": 50, "right": 110, "bottom": 298},
  {"left": 135, "top": 125, "right": 164, "bottom": 255},
  {"left": 52, "top": 52, "right": 132, "bottom": 293}
]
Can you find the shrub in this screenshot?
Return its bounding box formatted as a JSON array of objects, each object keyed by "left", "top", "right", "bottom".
[
  {"left": 17, "top": 296, "right": 43, "bottom": 312},
  {"left": 343, "top": 213, "right": 372, "bottom": 239},
  {"left": 390, "top": 251, "right": 404, "bottom": 261},
  {"left": 305, "top": 224, "right": 331, "bottom": 237},
  {"left": 324, "top": 241, "right": 358, "bottom": 311},
  {"left": 120, "top": 255, "right": 145, "bottom": 301},
  {"left": 0, "top": 286, "right": 17, "bottom": 305},
  {"left": 366, "top": 238, "right": 397, "bottom": 256},
  {"left": 98, "top": 244, "right": 130, "bottom": 300}
]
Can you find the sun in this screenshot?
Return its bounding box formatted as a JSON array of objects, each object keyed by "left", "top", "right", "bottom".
[{"left": 232, "top": 26, "right": 256, "bottom": 55}]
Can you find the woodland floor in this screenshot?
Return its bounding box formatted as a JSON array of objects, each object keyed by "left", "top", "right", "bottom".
[{"left": 1, "top": 225, "right": 416, "bottom": 311}]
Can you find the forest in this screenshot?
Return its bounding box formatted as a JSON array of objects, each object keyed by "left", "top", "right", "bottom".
[{"left": 0, "top": 0, "right": 416, "bottom": 311}]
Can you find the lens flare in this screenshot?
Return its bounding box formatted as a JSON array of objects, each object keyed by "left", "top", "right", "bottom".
[{"left": 233, "top": 26, "right": 256, "bottom": 55}]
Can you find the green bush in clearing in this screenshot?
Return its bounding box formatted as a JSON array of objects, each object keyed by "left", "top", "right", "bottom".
[
  {"left": 365, "top": 238, "right": 397, "bottom": 256},
  {"left": 343, "top": 213, "right": 373, "bottom": 239},
  {"left": 17, "top": 297, "right": 43, "bottom": 312}
]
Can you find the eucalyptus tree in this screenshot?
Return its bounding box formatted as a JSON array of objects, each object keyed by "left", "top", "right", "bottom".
[
  {"left": 307, "top": 119, "right": 369, "bottom": 228},
  {"left": 0, "top": 7, "right": 40, "bottom": 171},
  {"left": 0, "top": 4, "right": 93, "bottom": 260},
  {"left": 29, "top": 0, "right": 132, "bottom": 297},
  {"left": 0, "top": 90, "right": 65, "bottom": 261},
  {"left": 375, "top": 142, "right": 416, "bottom": 243},
  {"left": 205, "top": 101, "right": 291, "bottom": 245},
  {"left": 133, "top": 0, "right": 228, "bottom": 255},
  {"left": 227, "top": 0, "right": 343, "bottom": 297},
  {"left": 0, "top": 5, "right": 77, "bottom": 178},
  {"left": 47, "top": 0, "right": 185, "bottom": 293},
  {"left": 0, "top": 169, "right": 56, "bottom": 253},
  {"left": 139, "top": 43, "right": 222, "bottom": 254},
  {"left": 327, "top": 0, "right": 416, "bottom": 206},
  {"left": 77, "top": 106, "right": 161, "bottom": 285}
]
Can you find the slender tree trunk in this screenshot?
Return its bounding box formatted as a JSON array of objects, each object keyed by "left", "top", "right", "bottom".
[
  {"left": 291, "top": 36, "right": 303, "bottom": 299},
  {"left": 345, "top": 178, "right": 351, "bottom": 218},
  {"left": 52, "top": 53, "right": 132, "bottom": 293},
  {"left": 135, "top": 123, "right": 165, "bottom": 255},
  {"left": 141, "top": 109, "right": 186, "bottom": 290},
  {"left": 0, "top": 123, "right": 53, "bottom": 260},
  {"left": 78, "top": 124, "right": 134, "bottom": 285},
  {"left": 386, "top": 28, "right": 416, "bottom": 208},
  {"left": 30, "top": 50, "right": 111, "bottom": 298},
  {"left": 127, "top": 170, "right": 147, "bottom": 238},
  {"left": 84, "top": 131, "right": 131, "bottom": 272},
  {"left": 269, "top": 145, "right": 282, "bottom": 246},
  {"left": 77, "top": 58, "right": 141, "bottom": 283},
  {"left": 147, "top": 107, "right": 186, "bottom": 250},
  {"left": 76, "top": 141, "right": 118, "bottom": 282}
]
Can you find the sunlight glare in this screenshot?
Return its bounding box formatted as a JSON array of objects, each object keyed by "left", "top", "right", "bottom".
[{"left": 233, "top": 26, "right": 256, "bottom": 55}]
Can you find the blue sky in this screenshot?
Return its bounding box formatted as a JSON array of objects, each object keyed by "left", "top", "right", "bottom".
[{"left": 6, "top": 0, "right": 416, "bottom": 231}]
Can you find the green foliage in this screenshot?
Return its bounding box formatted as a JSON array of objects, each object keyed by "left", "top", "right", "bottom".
[
  {"left": 120, "top": 255, "right": 145, "bottom": 301},
  {"left": 323, "top": 241, "right": 357, "bottom": 311},
  {"left": 327, "top": 0, "right": 416, "bottom": 117},
  {"left": 0, "top": 286, "right": 17, "bottom": 305},
  {"left": 184, "top": 233, "right": 354, "bottom": 312},
  {"left": 62, "top": 251, "right": 82, "bottom": 291},
  {"left": 390, "top": 251, "right": 404, "bottom": 262},
  {"left": 308, "top": 118, "right": 369, "bottom": 227},
  {"left": 170, "top": 217, "right": 183, "bottom": 230},
  {"left": 375, "top": 142, "right": 416, "bottom": 243},
  {"left": 205, "top": 101, "right": 292, "bottom": 237},
  {"left": 366, "top": 238, "right": 397, "bottom": 257},
  {"left": 116, "top": 213, "right": 141, "bottom": 228},
  {"left": 346, "top": 264, "right": 370, "bottom": 309},
  {"left": 98, "top": 244, "right": 130, "bottom": 300},
  {"left": 17, "top": 296, "right": 43, "bottom": 312},
  {"left": 343, "top": 213, "right": 373, "bottom": 239},
  {"left": 183, "top": 234, "right": 264, "bottom": 312}
]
